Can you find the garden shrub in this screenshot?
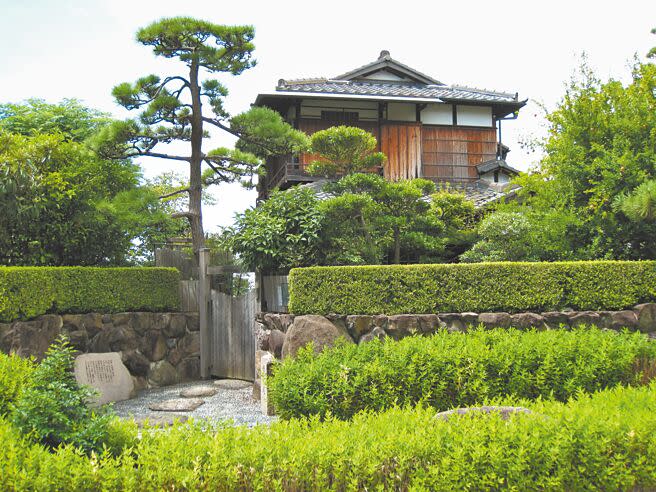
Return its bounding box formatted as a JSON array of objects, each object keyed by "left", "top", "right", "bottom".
[
  {"left": 269, "top": 327, "right": 656, "bottom": 420},
  {"left": 1, "top": 384, "right": 656, "bottom": 490},
  {"left": 11, "top": 336, "right": 115, "bottom": 453},
  {"left": 0, "top": 352, "right": 35, "bottom": 416},
  {"left": 0, "top": 266, "right": 180, "bottom": 322},
  {"left": 288, "top": 260, "right": 656, "bottom": 314}
]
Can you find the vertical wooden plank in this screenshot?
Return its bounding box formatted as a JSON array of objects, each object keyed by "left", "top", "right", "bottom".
[{"left": 198, "top": 248, "right": 211, "bottom": 379}]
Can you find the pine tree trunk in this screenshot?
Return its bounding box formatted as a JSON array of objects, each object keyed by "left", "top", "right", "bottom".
[
  {"left": 188, "top": 57, "right": 206, "bottom": 260},
  {"left": 393, "top": 227, "right": 401, "bottom": 264}
]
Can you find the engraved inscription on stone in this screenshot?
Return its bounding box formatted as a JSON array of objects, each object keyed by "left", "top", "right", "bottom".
[
  {"left": 85, "top": 359, "right": 116, "bottom": 384},
  {"left": 74, "top": 352, "right": 134, "bottom": 406}
]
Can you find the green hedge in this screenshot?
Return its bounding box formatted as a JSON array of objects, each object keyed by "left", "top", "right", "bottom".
[
  {"left": 269, "top": 327, "right": 656, "bottom": 420},
  {"left": 0, "top": 352, "right": 34, "bottom": 416},
  {"left": 0, "top": 267, "right": 180, "bottom": 322},
  {"left": 2, "top": 384, "right": 656, "bottom": 490},
  {"left": 288, "top": 260, "right": 656, "bottom": 314}
]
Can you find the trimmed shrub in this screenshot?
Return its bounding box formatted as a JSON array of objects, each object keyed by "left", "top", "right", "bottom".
[
  {"left": 1, "top": 384, "right": 656, "bottom": 490},
  {"left": 0, "top": 352, "right": 35, "bottom": 416},
  {"left": 269, "top": 327, "right": 656, "bottom": 420},
  {"left": 288, "top": 260, "right": 656, "bottom": 315},
  {"left": 0, "top": 266, "right": 180, "bottom": 322}
]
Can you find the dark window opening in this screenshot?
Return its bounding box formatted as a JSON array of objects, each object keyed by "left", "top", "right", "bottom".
[
  {"left": 321, "top": 110, "right": 359, "bottom": 123},
  {"left": 493, "top": 170, "right": 500, "bottom": 183}
]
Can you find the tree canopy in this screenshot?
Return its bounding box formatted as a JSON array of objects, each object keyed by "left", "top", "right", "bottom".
[
  {"left": 224, "top": 174, "right": 475, "bottom": 272},
  {"left": 465, "top": 58, "right": 656, "bottom": 262},
  {"left": 95, "top": 17, "right": 307, "bottom": 260},
  {"left": 306, "top": 126, "right": 385, "bottom": 178},
  {"left": 0, "top": 99, "right": 184, "bottom": 266}
]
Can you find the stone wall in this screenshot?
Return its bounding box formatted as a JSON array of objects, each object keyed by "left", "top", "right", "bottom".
[
  {"left": 255, "top": 303, "right": 656, "bottom": 358},
  {"left": 0, "top": 312, "right": 200, "bottom": 391}
]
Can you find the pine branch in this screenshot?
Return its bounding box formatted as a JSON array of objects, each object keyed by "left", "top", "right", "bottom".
[{"left": 159, "top": 187, "right": 190, "bottom": 199}]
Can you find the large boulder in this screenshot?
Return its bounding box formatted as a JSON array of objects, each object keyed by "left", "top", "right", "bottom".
[
  {"left": 4, "top": 315, "right": 62, "bottom": 359},
  {"left": 610, "top": 310, "right": 638, "bottom": 331},
  {"left": 635, "top": 303, "right": 656, "bottom": 333},
  {"left": 149, "top": 360, "right": 178, "bottom": 387},
  {"left": 386, "top": 315, "right": 420, "bottom": 340},
  {"left": 282, "top": 315, "right": 354, "bottom": 358}
]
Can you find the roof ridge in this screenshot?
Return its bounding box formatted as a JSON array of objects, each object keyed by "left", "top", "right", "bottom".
[{"left": 449, "top": 85, "right": 517, "bottom": 99}]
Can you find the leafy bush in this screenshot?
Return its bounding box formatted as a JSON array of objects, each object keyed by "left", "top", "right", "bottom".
[
  {"left": 269, "top": 327, "right": 656, "bottom": 420},
  {"left": 0, "top": 266, "right": 180, "bottom": 322},
  {"left": 0, "top": 352, "right": 35, "bottom": 416},
  {"left": 11, "top": 337, "right": 115, "bottom": 453},
  {"left": 288, "top": 260, "right": 656, "bottom": 314},
  {"left": 1, "top": 384, "right": 656, "bottom": 490}
]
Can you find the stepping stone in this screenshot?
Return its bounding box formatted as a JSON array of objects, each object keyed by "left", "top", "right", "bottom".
[
  {"left": 214, "top": 379, "right": 252, "bottom": 390},
  {"left": 180, "top": 386, "right": 217, "bottom": 398},
  {"left": 132, "top": 414, "right": 189, "bottom": 428},
  {"left": 149, "top": 398, "right": 205, "bottom": 412}
]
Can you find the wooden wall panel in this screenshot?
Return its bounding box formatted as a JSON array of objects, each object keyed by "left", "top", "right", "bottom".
[
  {"left": 381, "top": 124, "right": 421, "bottom": 180},
  {"left": 421, "top": 126, "right": 497, "bottom": 181}
]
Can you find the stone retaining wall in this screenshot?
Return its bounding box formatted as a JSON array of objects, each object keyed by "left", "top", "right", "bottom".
[
  {"left": 255, "top": 304, "right": 656, "bottom": 358},
  {"left": 0, "top": 312, "right": 200, "bottom": 391}
]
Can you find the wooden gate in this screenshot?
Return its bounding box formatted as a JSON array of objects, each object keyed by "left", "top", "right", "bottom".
[{"left": 209, "top": 288, "right": 257, "bottom": 381}]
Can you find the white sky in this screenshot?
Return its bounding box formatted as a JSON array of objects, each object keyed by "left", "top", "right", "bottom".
[{"left": 1, "top": 0, "right": 655, "bottom": 231}]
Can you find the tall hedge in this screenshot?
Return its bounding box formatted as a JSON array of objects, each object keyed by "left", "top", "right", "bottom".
[
  {"left": 2, "top": 384, "right": 656, "bottom": 490},
  {"left": 0, "top": 267, "right": 180, "bottom": 322},
  {"left": 288, "top": 260, "right": 656, "bottom": 314}
]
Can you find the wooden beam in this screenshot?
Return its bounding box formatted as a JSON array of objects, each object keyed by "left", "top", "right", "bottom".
[{"left": 198, "top": 248, "right": 212, "bottom": 379}]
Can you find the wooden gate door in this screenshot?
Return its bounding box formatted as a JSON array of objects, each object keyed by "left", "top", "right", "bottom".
[{"left": 210, "top": 289, "right": 257, "bottom": 381}]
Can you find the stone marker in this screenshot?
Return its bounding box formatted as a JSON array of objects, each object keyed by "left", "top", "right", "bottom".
[
  {"left": 260, "top": 352, "right": 275, "bottom": 416},
  {"left": 180, "top": 386, "right": 217, "bottom": 398},
  {"left": 132, "top": 414, "right": 189, "bottom": 428},
  {"left": 149, "top": 398, "right": 205, "bottom": 412},
  {"left": 74, "top": 352, "right": 135, "bottom": 406},
  {"left": 214, "top": 379, "right": 252, "bottom": 390},
  {"left": 434, "top": 406, "right": 531, "bottom": 421}
]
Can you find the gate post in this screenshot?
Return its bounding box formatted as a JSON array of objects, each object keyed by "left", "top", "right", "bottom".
[{"left": 198, "top": 248, "right": 211, "bottom": 379}]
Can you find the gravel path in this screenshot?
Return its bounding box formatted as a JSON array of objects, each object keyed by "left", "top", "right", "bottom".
[{"left": 112, "top": 380, "right": 276, "bottom": 427}]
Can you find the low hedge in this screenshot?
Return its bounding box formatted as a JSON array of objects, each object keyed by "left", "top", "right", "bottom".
[
  {"left": 0, "top": 267, "right": 180, "bottom": 322},
  {"left": 2, "top": 384, "right": 656, "bottom": 490},
  {"left": 288, "top": 260, "right": 656, "bottom": 314},
  {"left": 269, "top": 327, "right": 656, "bottom": 420},
  {"left": 0, "top": 352, "right": 34, "bottom": 416}
]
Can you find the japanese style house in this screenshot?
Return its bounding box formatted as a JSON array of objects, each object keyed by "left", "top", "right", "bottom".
[{"left": 254, "top": 51, "right": 527, "bottom": 206}]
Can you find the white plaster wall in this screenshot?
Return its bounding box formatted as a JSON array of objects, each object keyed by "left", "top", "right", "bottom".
[
  {"left": 300, "top": 99, "right": 378, "bottom": 120},
  {"left": 456, "top": 105, "right": 493, "bottom": 127},
  {"left": 421, "top": 103, "right": 453, "bottom": 125},
  {"left": 387, "top": 102, "right": 416, "bottom": 122}
]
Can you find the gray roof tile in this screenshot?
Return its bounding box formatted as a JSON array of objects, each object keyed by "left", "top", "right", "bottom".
[{"left": 277, "top": 79, "right": 519, "bottom": 104}]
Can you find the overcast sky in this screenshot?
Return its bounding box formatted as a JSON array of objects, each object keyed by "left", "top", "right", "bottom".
[{"left": 2, "top": 0, "right": 655, "bottom": 231}]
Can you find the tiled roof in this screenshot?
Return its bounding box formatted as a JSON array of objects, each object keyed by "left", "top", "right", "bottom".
[
  {"left": 277, "top": 79, "right": 519, "bottom": 104},
  {"left": 298, "top": 179, "right": 517, "bottom": 209},
  {"left": 476, "top": 159, "right": 521, "bottom": 175}
]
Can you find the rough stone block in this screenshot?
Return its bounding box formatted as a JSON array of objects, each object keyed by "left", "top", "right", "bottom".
[
  {"left": 149, "top": 360, "right": 178, "bottom": 387},
  {"left": 74, "top": 352, "right": 135, "bottom": 405},
  {"left": 282, "top": 315, "right": 354, "bottom": 358},
  {"left": 417, "top": 314, "right": 441, "bottom": 333},
  {"left": 569, "top": 311, "right": 601, "bottom": 328},
  {"left": 268, "top": 329, "right": 286, "bottom": 359},
  {"left": 346, "top": 315, "right": 375, "bottom": 339},
  {"left": 140, "top": 330, "right": 168, "bottom": 361},
  {"left": 121, "top": 349, "right": 150, "bottom": 377},
  {"left": 176, "top": 357, "right": 200, "bottom": 381},
  {"left": 438, "top": 313, "right": 466, "bottom": 333},
  {"left": 359, "top": 326, "right": 387, "bottom": 343},
  {"left": 635, "top": 303, "right": 656, "bottom": 333},
  {"left": 510, "top": 312, "right": 546, "bottom": 330},
  {"left": 610, "top": 310, "right": 638, "bottom": 331},
  {"left": 260, "top": 352, "right": 275, "bottom": 416},
  {"left": 460, "top": 312, "right": 479, "bottom": 327},
  {"left": 478, "top": 312, "right": 511, "bottom": 329},
  {"left": 185, "top": 313, "right": 200, "bottom": 332},
  {"left": 165, "top": 314, "right": 187, "bottom": 338},
  {"left": 386, "top": 315, "right": 420, "bottom": 339},
  {"left": 541, "top": 311, "right": 570, "bottom": 329}
]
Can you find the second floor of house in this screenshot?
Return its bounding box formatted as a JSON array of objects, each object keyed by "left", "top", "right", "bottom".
[{"left": 254, "top": 51, "right": 526, "bottom": 200}]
